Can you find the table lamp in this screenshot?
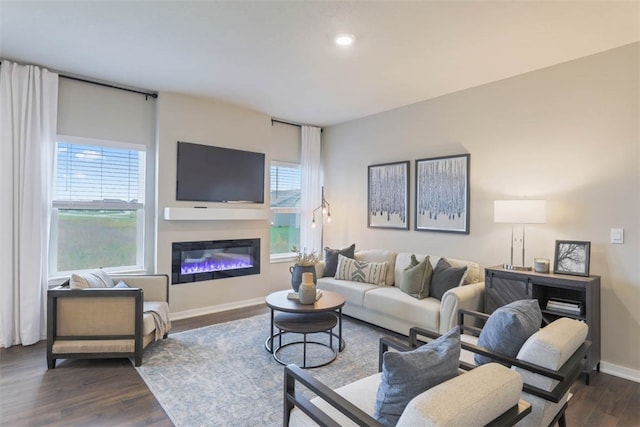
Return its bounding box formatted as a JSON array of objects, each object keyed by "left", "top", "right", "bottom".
[{"left": 494, "top": 200, "right": 546, "bottom": 271}]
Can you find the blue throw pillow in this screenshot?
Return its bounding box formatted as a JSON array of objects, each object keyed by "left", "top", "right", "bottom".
[
  {"left": 374, "top": 327, "right": 461, "bottom": 426},
  {"left": 475, "top": 299, "right": 542, "bottom": 366}
]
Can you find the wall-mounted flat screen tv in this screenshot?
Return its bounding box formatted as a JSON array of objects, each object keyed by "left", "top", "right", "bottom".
[{"left": 176, "top": 141, "right": 265, "bottom": 203}]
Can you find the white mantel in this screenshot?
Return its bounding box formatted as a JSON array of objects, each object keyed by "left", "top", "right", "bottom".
[{"left": 163, "top": 207, "right": 269, "bottom": 221}]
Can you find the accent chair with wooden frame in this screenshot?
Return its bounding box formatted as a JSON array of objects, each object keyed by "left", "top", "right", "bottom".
[
  {"left": 284, "top": 335, "right": 532, "bottom": 426},
  {"left": 411, "top": 309, "right": 591, "bottom": 427},
  {"left": 47, "top": 274, "right": 170, "bottom": 368}
]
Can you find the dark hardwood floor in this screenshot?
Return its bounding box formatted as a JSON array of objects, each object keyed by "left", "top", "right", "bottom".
[{"left": 1, "top": 304, "right": 638, "bottom": 426}]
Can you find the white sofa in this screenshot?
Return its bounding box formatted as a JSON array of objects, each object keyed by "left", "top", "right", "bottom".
[{"left": 315, "top": 250, "right": 484, "bottom": 336}]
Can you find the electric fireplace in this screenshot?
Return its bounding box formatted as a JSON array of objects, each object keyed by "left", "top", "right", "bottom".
[{"left": 172, "top": 238, "right": 260, "bottom": 284}]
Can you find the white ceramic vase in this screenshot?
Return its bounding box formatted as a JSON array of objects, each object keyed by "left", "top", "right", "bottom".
[{"left": 298, "top": 272, "right": 317, "bottom": 304}]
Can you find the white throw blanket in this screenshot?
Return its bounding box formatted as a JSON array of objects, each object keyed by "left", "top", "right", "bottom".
[{"left": 144, "top": 301, "right": 171, "bottom": 340}]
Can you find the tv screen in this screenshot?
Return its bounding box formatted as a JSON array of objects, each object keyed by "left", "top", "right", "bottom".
[{"left": 176, "top": 141, "right": 265, "bottom": 203}]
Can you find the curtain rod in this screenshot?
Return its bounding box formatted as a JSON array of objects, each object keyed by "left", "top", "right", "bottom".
[
  {"left": 0, "top": 60, "right": 158, "bottom": 100},
  {"left": 271, "top": 118, "right": 323, "bottom": 132},
  {"left": 60, "top": 75, "right": 158, "bottom": 100}
]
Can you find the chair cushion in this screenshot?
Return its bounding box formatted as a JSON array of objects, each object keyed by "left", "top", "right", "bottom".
[
  {"left": 323, "top": 244, "right": 356, "bottom": 277},
  {"left": 397, "top": 363, "right": 523, "bottom": 427},
  {"left": 475, "top": 299, "right": 542, "bottom": 366},
  {"left": 374, "top": 327, "right": 461, "bottom": 426},
  {"left": 399, "top": 255, "right": 432, "bottom": 299},
  {"left": 70, "top": 269, "right": 114, "bottom": 289},
  {"left": 429, "top": 258, "right": 467, "bottom": 300},
  {"left": 335, "top": 254, "right": 388, "bottom": 286}
]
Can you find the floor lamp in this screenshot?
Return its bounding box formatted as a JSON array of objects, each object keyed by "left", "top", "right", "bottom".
[
  {"left": 311, "top": 187, "right": 331, "bottom": 252},
  {"left": 494, "top": 200, "right": 546, "bottom": 271}
]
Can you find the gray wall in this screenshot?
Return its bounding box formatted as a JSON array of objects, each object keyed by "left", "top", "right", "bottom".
[{"left": 322, "top": 43, "right": 639, "bottom": 377}]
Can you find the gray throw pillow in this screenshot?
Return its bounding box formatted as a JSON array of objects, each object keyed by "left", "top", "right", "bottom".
[
  {"left": 399, "top": 255, "right": 432, "bottom": 299},
  {"left": 114, "top": 281, "right": 129, "bottom": 288},
  {"left": 323, "top": 244, "right": 355, "bottom": 277},
  {"left": 429, "top": 258, "right": 467, "bottom": 300},
  {"left": 374, "top": 327, "right": 461, "bottom": 426},
  {"left": 475, "top": 299, "right": 542, "bottom": 366}
]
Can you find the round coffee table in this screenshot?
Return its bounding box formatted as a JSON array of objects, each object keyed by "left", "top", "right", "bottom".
[{"left": 265, "top": 290, "right": 345, "bottom": 368}]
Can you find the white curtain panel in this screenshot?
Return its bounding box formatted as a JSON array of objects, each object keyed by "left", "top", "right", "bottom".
[
  {"left": 299, "top": 125, "right": 322, "bottom": 257},
  {"left": 0, "top": 60, "right": 58, "bottom": 347}
]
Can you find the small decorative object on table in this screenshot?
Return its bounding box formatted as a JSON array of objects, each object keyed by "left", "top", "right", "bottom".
[
  {"left": 298, "top": 272, "right": 317, "bottom": 304},
  {"left": 289, "top": 246, "right": 319, "bottom": 291},
  {"left": 534, "top": 258, "right": 550, "bottom": 273}
]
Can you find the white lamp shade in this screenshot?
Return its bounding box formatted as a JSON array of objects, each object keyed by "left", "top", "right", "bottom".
[{"left": 494, "top": 200, "right": 546, "bottom": 224}]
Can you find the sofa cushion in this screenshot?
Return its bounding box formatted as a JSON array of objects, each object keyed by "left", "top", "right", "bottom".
[
  {"left": 114, "top": 281, "right": 129, "bottom": 288},
  {"left": 335, "top": 254, "right": 388, "bottom": 286},
  {"left": 323, "top": 244, "right": 356, "bottom": 277},
  {"left": 374, "top": 326, "right": 461, "bottom": 426},
  {"left": 355, "top": 249, "right": 397, "bottom": 286},
  {"left": 475, "top": 299, "right": 542, "bottom": 366},
  {"left": 429, "top": 258, "right": 467, "bottom": 300},
  {"left": 399, "top": 255, "right": 432, "bottom": 299},
  {"left": 363, "top": 287, "right": 440, "bottom": 343},
  {"left": 316, "top": 277, "right": 378, "bottom": 307},
  {"left": 70, "top": 269, "right": 115, "bottom": 289}
]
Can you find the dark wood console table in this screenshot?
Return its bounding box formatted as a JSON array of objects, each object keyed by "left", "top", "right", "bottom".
[{"left": 485, "top": 266, "right": 601, "bottom": 383}]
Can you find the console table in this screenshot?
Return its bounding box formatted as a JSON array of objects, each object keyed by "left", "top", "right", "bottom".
[{"left": 484, "top": 266, "right": 601, "bottom": 383}]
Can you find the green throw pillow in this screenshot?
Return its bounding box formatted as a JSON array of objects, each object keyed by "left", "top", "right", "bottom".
[
  {"left": 399, "top": 255, "right": 433, "bottom": 299},
  {"left": 374, "top": 326, "right": 461, "bottom": 426}
]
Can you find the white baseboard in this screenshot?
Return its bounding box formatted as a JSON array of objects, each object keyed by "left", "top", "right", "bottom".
[
  {"left": 170, "top": 297, "right": 265, "bottom": 321},
  {"left": 600, "top": 361, "right": 640, "bottom": 383}
]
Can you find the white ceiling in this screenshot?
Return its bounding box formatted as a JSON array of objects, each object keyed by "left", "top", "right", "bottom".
[{"left": 1, "top": 1, "right": 638, "bottom": 127}]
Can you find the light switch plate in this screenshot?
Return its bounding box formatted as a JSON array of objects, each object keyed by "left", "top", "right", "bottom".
[{"left": 611, "top": 228, "right": 624, "bottom": 244}]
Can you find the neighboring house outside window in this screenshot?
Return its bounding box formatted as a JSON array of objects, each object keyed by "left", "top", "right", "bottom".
[
  {"left": 50, "top": 135, "right": 146, "bottom": 276},
  {"left": 270, "top": 161, "right": 301, "bottom": 259}
]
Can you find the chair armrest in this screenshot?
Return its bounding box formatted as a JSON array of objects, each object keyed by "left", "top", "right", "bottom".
[
  {"left": 457, "top": 308, "right": 489, "bottom": 337},
  {"left": 439, "top": 282, "right": 484, "bottom": 334},
  {"left": 111, "top": 274, "right": 169, "bottom": 303},
  {"left": 284, "top": 364, "right": 384, "bottom": 427},
  {"left": 460, "top": 339, "right": 591, "bottom": 403}
]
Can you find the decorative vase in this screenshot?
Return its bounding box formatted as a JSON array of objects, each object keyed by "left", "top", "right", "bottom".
[
  {"left": 289, "top": 264, "right": 317, "bottom": 292},
  {"left": 298, "top": 272, "right": 317, "bottom": 304}
]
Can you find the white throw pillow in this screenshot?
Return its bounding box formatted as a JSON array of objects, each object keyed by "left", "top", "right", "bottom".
[
  {"left": 70, "top": 269, "right": 114, "bottom": 289},
  {"left": 335, "top": 254, "right": 388, "bottom": 286}
]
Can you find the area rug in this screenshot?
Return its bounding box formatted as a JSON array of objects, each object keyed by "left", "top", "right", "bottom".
[{"left": 136, "top": 313, "right": 397, "bottom": 426}]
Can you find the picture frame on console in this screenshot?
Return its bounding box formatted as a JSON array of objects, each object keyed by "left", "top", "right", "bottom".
[
  {"left": 415, "top": 154, "right": 470, "bottom": 234},
  {"left": 367, "top": 161, "right": 410, "bottom": 230},
  {"left": 553, "top": 240, "right": 591, "bottom": 276}
]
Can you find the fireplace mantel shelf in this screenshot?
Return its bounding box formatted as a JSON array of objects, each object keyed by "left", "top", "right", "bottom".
[{"left": 163, "top": 207, "right": 269, "bottom": 221}]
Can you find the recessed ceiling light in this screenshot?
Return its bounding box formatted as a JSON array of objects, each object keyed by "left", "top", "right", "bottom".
[{"left": 335, "top": 34, "right": 355, "bottom": 47}]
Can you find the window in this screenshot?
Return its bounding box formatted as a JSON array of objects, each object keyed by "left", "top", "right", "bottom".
[
  {"left": 270, "top": 161, "right": 301, "bottom": 257},
  {"left": 50, "top": 135, "right": 146, "bottom": 275}
]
